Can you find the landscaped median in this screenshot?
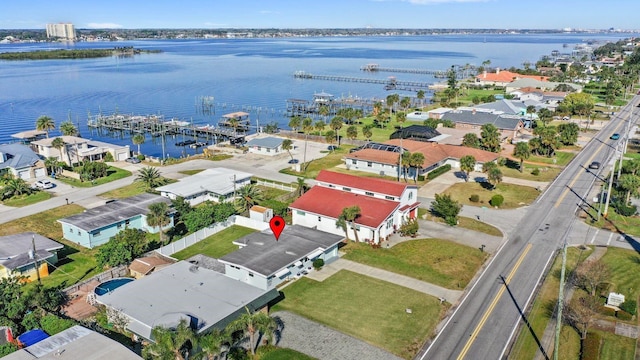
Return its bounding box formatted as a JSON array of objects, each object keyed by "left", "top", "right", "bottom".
[{"left": 56, "top": 166, "right": 131, "bottom": 188}]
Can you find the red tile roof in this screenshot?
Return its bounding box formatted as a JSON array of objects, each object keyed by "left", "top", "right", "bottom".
[
  {"left": 289, "top": 186, "right": 400, "bottom": 228},
  {"left": 476, "top": 70, "right": 549, "bottom": 83},
  {"left": 316, "top": 170, "right": 412, "bottom": 197}
]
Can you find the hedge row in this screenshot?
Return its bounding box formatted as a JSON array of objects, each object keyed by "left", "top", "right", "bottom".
[
  {"left": 427, "top": 164, "right": 451, "bottom": 180},
  {"left": 581, "top": 332, "right": 601, "bottom": 360}
]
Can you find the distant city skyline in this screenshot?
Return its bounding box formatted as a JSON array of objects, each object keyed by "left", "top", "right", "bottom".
[{"left": 1, "top": 0, "right": 639, "bottom": 30}]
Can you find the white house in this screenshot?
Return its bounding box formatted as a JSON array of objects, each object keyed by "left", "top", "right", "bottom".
[
  {"left": 245, "top": 137, "right": 285, "bottom": 156},
  {"left": 219, "top": 225, "right": 344, "bottom": 290},
  {"left": 156, "top": 168, "right": 252, "bottom": 206},
  {"left": 289, "top": 170, "right": 420, "bottom": 244}
]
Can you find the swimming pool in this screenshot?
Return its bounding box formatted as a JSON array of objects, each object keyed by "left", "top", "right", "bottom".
[{"left": 94, "top": 278, "right": 134, "bottom": 296}]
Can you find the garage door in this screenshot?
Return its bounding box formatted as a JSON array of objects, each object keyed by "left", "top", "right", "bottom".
[
  {"left": 35, "top": 168, "right": 46, "bottom": 178},
  {"left": 117, "top": 152, "right": 128, "bottom": 161},
  {"left": 18, "top": 170, "right": 30, "bottom": 180}
]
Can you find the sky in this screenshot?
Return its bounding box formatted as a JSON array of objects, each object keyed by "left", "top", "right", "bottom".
[{"left": 1, "top": 0, "right": 639, "bottom": 30}]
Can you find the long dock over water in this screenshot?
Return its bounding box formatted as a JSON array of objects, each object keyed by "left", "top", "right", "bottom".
[
  {"left": 293, "top": 71, "right": 433, "bottom": 90},
  {"left": 361, "top": 63, "right": 448, "bottom": 77}
]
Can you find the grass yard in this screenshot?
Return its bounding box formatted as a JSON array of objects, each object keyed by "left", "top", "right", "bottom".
[
  {"left": 342, "top": 239, "right": 488, "bottom": 289},
  {"left": 178, "top": 169, "right": 205, "bottom": 175},
  {"left": 527, "top": 151, "right": 575, "bottom": 166},
  {"left": 272, "top": 270, "right": 446, "bottom": 359},
  {"left": 98, "top": 181, "right": 147, "bottom": 199},
  {"left": 280, "top": 146, "right": 354, "bottom": 179},
  {"left": 597, "top": 330, "right": 636, "bottom": 360},
  {"left": 258, "top": 347, "right": 317, "bottom": 360},
  {"left": 0, "top": 205, "right": 101, "bottom": 289},
  {"left": 2, "top": 191, "right": 52, "bottom": 207},
  {"left": 599, "top": 247, "right": 640, "bottom": 308},
  {"left": 585, "top": 208, "right": 640, "bottom": 236},
  {"left": 255, "top": 185, "right": 291, "bottom": 200},
  {"left": 423, "top": 213, "right": 503, "bottom": 237},
  {"left": 500, "top": 164, "right": 561, "bottom": 182},
  {"left": 444, "top": 182, "right": 540, "bottom": 209},
  {"left": 57, "top": 166, "right": 131, "bottom": 188},
  {"left": 510, "top": 247, "right": 592, "bottom": 360},
  {"left": 172, "top": 225, "right": 256, "bottom": 260}
]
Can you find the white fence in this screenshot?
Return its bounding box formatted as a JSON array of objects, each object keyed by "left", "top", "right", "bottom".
[
  {"left": 255, "top": 179, "right": 295, "bottom": 192},
  {"left": 156, "top": 215, "right": 269, "bottom": 257}
]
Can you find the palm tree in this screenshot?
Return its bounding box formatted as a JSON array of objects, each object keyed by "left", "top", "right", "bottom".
[
  {"left": 346, "top": 125, "right": 358, "bottom": 140},
  {"left": 362, "top": 125, "right": 373, "bottom": 141},
  {"left": 314, "top": 120, "right": 326, "bottom": 135},
  {"left": 281, "top": 139, "right": 294, "bottom": 161},
  {"left": 195, "top": 329, "right": 227, "bottom": 360},
  {"left": 59, "top": 121, "right": 79, "bottom": 136},
  {"left": 132, "top": 133, "right": 145, "bottom": 155},
  {"left": 400, "top": 96, "right": 411, "bottom": 112},
  {"left": 301, "top": 117, "right": 314, "bottom": 171},
  {"left": 526, "top": 105, "right": 537, "bottom": 120},
  {"left": 288, "top": 116, "right": 301, "bottom": 132},
  {"left": 142, "top": 319, "right": 195, "bottom": 360},
  {"left": 459, "top": 155, "right": 476, "bottom": 182},
  {"left": 373, "top": 102, "right": 383, "bottom": 117},
  {"left": 619, "top": 174, "right": 640, "bottom": 204},
  {"left": 325, "top": 130, "right": 337, "bottom": 150},
  {"left": 226, "top": 308, "right": 276, "bottom": 356},
  {"left": 513, "top": 142, "right": 531, "bottom": 173},
  {"left": 337, "top": 206, "right": 361, "bottom": 242},
  {"left": 146, "top": 202, "right": 171, "bottom": 244},
  {"left": 51, "top": 137, "right": 71, "bottom": 166},
  {"left": 396, "top": 112, "right": 406, "bottom": 128},
  {"left": 401, "top": 151, "right": 412, "bottom": 182},
  {"left": 136, "top": 166, "right": 166, "bottom": 190},
  {"left": 295, "top": 177, "right": 307, "bottom": 198},
  {"left": 487, "top": 167, "right": 503, "bottom": 190},
  {"left": 409, "top": 152, "right": 425, "bottom": 183},
  {"left": 537, "top": 108, "right": 553, "bottom": 127},
  {"left": 2, "top": 177, "right": 31, "bottom": 200},
  {"left": 234, "top": 184, "right": 262, "bottom": 214},
  {"left": 36, "top": 115, "right": 55, "bottom": 138},
  {"left": 416, "top": 90, "right": 425, "bottom": 107},
  {"left": 44, "top": 157, "right": 59, "bottom": 175},
  {"left": 330, "top": 117, "right": 343, "bottom": 144},
  {"left": 227, "top": 117, "right": 240, "bottom": 137},
  {"left": 318, "top": 105, "right": 330, "bottom": 124}
]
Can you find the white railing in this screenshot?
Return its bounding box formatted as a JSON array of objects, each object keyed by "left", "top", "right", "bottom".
[{"left": 255, "top": 179, "right": 295, "bottom": 192}]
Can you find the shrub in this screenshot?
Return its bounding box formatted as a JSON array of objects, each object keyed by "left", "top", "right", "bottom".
[
  {"left": 0, "top": 343, "right": 18, "bottom": 357},
  {"left": 399, "top": 218, "right": 419, "bottom": 237},
  {"left": 617, "top": 310, "right": 633, "bottom": 321},
  {"left": 417, "top": 175, "right": 425, "bottom": 181},
  {"left": 599, "top": 305, "right": 616, "bottom": 317},
  {"left": 39, "top": 314, "right": 75, "bottom": 335},
  {"left": 427, "top": 164, "right": 451, "bottom": 180},
  {"left": 490, "top": 194, "right": 504, "bottom": 207},
  {"left": 612, "top": 200, "right": 637, "bottom": 217},
  {"left": 469, "top": 194, "right": 480, "bottom": 203},
  {"left": 496, "top": 157, "right": 507, "bottom": 166},
  {"left": 313, "top": 258, "right": 325, "bottom": 270},
  {"left": 531, "top": 168, "right": 540, "bottom": 176},
  {"left": 103, "top": 152, "right": 114, "bottom": 162},
  {"left": 581, "top": 332, "right": 601, "bottom": 360},
  {"left": 619, "top": 299, "right": 637, "bottom": 316},
  {"left": 136, "top": 154, "right": 145, "bottom": 161}
]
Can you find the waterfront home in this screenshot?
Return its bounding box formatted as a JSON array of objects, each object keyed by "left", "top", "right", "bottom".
[
  {"left": 505, "top": 78, "right": 582, "bottom": 93},
  {"left": 219, "top": 225, "right": 344, "bottom": 290},
  {"left": 10, "top": 130, "right": 47, "bottom": 144},
  {"left": 245, "top": 136, "right": 285, "bottom": 156},
  {"left": 439, "top": 109, "right": 524, "bottom": 139},
  {"left": 95, "top": 261, "right": 279, "bottom": 342},
  {"left": 58, "top": 194, "right": 174, "bottom": 248},
  {"left": 0, "top": 143, "right": 47, "bottom": 179},
  {"left": 156, "top": 167, "right": 252, "bottom": 206},
  {"left": 475, "top": 68, "right": 549, "bottom": 87},
  {"left": 31, "top": 136, "right": 130, "bottom": 166},
  {"left": 0, "top": 232, "right": 63, "bottom": 281},
  {"left": 289, "top": 170, "right": 419, "bottom": 244}
]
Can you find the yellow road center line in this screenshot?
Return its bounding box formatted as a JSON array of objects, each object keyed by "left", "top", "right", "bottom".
[{"left": 456, "top": 243, "right": 532, "bottom": 360}]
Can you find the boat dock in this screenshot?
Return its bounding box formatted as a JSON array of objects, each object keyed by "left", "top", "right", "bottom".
[
  {"left": 361, "top": 63, "right": 448, "bottom": 77},
  {"left": 293, "top": 71, "right": 432, "bottom": 90}
]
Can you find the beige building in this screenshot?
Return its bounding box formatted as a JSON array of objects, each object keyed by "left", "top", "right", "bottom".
[
  {"left": 32, "top": 136, "right": 130, "bottom": 166},
  {"left": 46, "top": 23, "right": 76, "bottom": 40}
]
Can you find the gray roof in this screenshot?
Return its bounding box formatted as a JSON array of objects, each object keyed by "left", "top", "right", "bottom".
[
  {"left": 475, "top": 99, "right": 525, "bottom": 115},
  {"left": 95, "top": 261, "right": 278, "bottom": 340},
  {"left": 0, "top": 233, "right": 63, "bottom": 271},
  {"left": 220, "top": 225, "right": 344, "bottom": 277},
  {"left": 245, "top": 137, "right": 284, "bottom": 149},
  {"left": 2, "top": 325, "right": 142, "bottom": 359},
  {"left": 441, "top": 110, "right": 522, "bottom": 131},
  {"left": 508, "top": 78, "right": 582, "bottom": 92},
  {"left": 156, "top": 168, "right": 253, "bottom": 198},
  {"left": 0, "top": 143, "right": 42, "bottom": 171},
  {"left": 57, "top": 194, "right": 171, "bottom": 232},
  {"left": 10, "top": 130, "right": 47, "bottom": 140}
]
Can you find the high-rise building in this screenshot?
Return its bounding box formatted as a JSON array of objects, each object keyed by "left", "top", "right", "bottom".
[{"left": 46, "top": 23, "right": 76, "bottom": 41}]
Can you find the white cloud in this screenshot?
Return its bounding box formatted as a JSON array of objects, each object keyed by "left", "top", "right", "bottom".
[{"left": 85, "top": 22, "right": 123, "bottom": 29}]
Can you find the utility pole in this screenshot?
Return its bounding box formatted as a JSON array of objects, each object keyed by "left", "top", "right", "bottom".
[
  {"left": 617, "top": 110, "right": 632, "bottom": 179},
  {"left": 553, "top": 241, "right": 568, "bottom": 360},
  {"left": 603, "top": 158, "right": 617, "bottom": 218},
  {"left": 31, "top": 235, "right": 41, "bottom": 285}
]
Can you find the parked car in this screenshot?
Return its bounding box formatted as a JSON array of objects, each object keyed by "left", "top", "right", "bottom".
[
  {"left": 288, "top": 159, "right": 299, "bottom": 164},
  {"left": 588, "top": 161, "right": 601, "bottom": 170},
  {"left": 34, "top": 179, "right": 54, "bottom": 189},
  {"left": 610, "top": 133, "right": 620, "bottom": 140},
  {"left": 125, "top": 157, "right": 141, "bottom": 164},
  {"left": 327, "top": 145, "right": 338, "bottom": 151}
]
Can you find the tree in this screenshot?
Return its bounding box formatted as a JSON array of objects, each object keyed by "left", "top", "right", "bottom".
[
  {"left": 537, "top": 108, "right": 553, "bottom": 127},
  {"left": 325, "top": 130, "right": 337, "bottom": 149},
  {"left": 314, "top": 120, "right": 326, "bottom": 135},
  {"left": 431, "top": 193, "right": 462, "bottom": 226},
  {"left": 565, "top": 296, "right": 600, "bottom": 340},
  {"left": 459, "top": 155, "right": 476, "bottom": 181},
  {"left": 143, "top": 319, "right": 196, "bottom": 360},
  {"left": 400, "top": 96, "right": 411, "bottom": 112},
  {"left": 281, "top": 139, "right": 294, "bottom": 161},
  {"left": 132, "top": 133, "right": 145, "bottom": 155},
  {"left": 196, "top": 329, "right": 227, "bottom": 360},
  {"left": 480, "top": 124, "right": 501, "bottom": 153},
  {"left": 487, "top": 167, "right": 503, "bottom": 189},
  {"left": 1, "top": 177, "right": 31, "bottom": 200},
  {"left": 535, "top": 126, "right": 560, "bottom": 157},
  {"left": 396, "top": 111, "right": 406, "bottom": 127},
  {"left": 462, "top": 133, "right": 480, "bottom": 148},
  {"left": 234, "top": 184, "right": 262, "bottom": 214},
  {"left": 346, "top": 125, "right": 358, "bottom": 140},
  {"left": 226, "top": 308, "right": 276, "bottom": 355},
  {"left": 301, "top": 117, "right": 314, "bottom": 171},
  {"left": 526, "top": 105, "right": 537, "bottom": 120},
  {"left": 318, "top": 105, "right": 330, "bottom": 124},
  {"left": 337, "top": 206, "right": 361, "bottom": 242},
  {"left": 35, "top": 115, "right": 55, "bottom": 138},
  {"left": 623, "top": 158, "right": 640, "bottom": 176},
  {"left": 416, "top": 90, "right": 425, "bottom": 107},
  {"left": 400, "top": 151, "right": 412, "bottom": 182},
  {"left": 557, "top": 122, "right": 579, "bottom": 145},
  {"left": 619, "top": 174, "right": 640, "bottom": 204},
  {"left": 330, "top": 116, "right": 343, "bottom": 133},
  {"left": 513, "top": 142, "right": 531, "bottom": 173},
  {"left": 226, "top": 116, "right": 240, "bottom": 137},
  {"left": 288, "top": 116, "right": 301, "bottom": 132},
  {"left": 51, "top": 137, "right": 71, "bottom": 166},
  {"left": 146, "top": 202, "right": 171, "bottom": 244},
  {"left": 386, "top": 93, "right": 399, "bottom": 114},
  {"left": 44, "top": 157, "right": 60, "bottom": 175},
  {"left": 409, "top": 152, "right": 425, "bottom": 183},
  {"left": 59, "top": 121, "right": 78, "bottom": 136},
  {"left": 575, "top": 260, "right": 610, "bottom": 297},
  {"left": 135, "top": 166, "right": 167, "bottom": 190},
  {"left": 562, "top": 92, "right": 595, "bottom": 120},
  {"left": 295, "top": 177, "right": 307, "bottom": 197},
  {"left": 96, "top": 240, "right": 132, "bottom": 268},
  {"left": 362, "top": 125, "right": 373, "bottom": 141}
]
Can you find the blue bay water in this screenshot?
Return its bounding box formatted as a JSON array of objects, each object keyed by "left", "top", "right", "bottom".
[{"left": 0, "top": 33, "right": 633, "bottom": 157}]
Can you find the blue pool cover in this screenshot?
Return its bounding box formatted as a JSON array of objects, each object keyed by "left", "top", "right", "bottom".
[{"left": 18, "top": 329, "right": 49, "bottom": 346}]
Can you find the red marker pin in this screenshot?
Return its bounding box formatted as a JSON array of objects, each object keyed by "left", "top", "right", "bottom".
[{"left": 269, "top": 216, "right": 285, "bottom": 241}]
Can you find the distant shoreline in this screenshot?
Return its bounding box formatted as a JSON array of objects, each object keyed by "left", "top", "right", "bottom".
[{"left": 0, "top": 47, "right": 161, "bottom": 60}]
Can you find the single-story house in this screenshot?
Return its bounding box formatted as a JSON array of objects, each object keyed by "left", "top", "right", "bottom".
[
  {"left": 156, "top": 168, "right": 252, "bottom": 206},
  {"left": 389, "top": 125, "right": 441, "bottom": 143},
  {"left": 439, "top": 109, "right": 524, "bottom": 139},
  {"left": 0, "top": 232, "right": 63, "bottom": 282},
  {"left": 0, "top": 143, "right": 47, "bottom": 180},
  {"left": 95, "top": 261, "right": 279, "bottom": 342},
  {"left": 129, "top": 255, "right": 174, "bottom": 279},
  {"left": 475, "top": 69, "right": 550, "bottom": 87},
  {"left": 2, "top": 325, "right": 142, "bottom": 360},
  {"left": 31, "top": 136, "right": 130, "bottom": 166},
  {"left": 10, "top": 130, "right": 47, "bottom": 144},
  {"left": 426, "top": 108, "right": 453, "bottom": 120},
  {"left": 345, "top": 139, "right": 499, "bottom": 176},
  {"left": 289, "top": 170, "right": 419, "bottom": 244},
  {"left": 245, "top": 137, "right": 285, "bottom": 156},
  {"left": 505, "top": 78, "right": 582, "bottom": 93},
  {"left": 220, "top": 225, "right": 344, "bottom": 290},
  {"left": 58, "top": 194, "right": 174, "bottom": 249}
]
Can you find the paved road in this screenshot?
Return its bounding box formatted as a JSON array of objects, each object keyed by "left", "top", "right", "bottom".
[{"left": 418, "top": 97, "right": 640, "bottom": 360}]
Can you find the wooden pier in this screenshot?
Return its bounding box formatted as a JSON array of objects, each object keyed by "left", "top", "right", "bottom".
[
  {"left": 361, "top": 63, "right": 472, "bottom": 79},
  {"left": 293, "top": 71, "right": 433, "bottom": 90}
]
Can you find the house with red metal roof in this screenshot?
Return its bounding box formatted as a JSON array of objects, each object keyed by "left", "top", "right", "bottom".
[
  {"left": 289, "top": 170, "right": 419, "bottom": 244},
  {"left": 475, "top": 68, "right": 549, "bottom": 87}
]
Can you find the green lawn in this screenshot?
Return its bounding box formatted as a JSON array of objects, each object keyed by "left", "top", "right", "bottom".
[
  {"left": 457, "top": 216, "right": 503, "bottom": 237},
  {"left": 510, "top": 247, "right": 592, "bottom": 360},
  {"left": 527, "top": 151, "right": 575, "bottom": 166},
  {"left": 2, "top": 191, "right": 52, "bottom": 207},
  {"left": 280, "top": 145, "right": 354, "bottom": 179},
  {"left": 258, "top": 347, "right": 317, "bottom": 360},
  {"left": 172, "top": 225, "right": 256, "bottom": 260},
  {"left": 272, "top": 270, "right": 446, "bottom": 359},
  {"left": 342, "top": 239, "right": 488, "bottom": 289},
  {"left": 178, "top": 169, "right": 205, "bottom": 175},
  {"left": 98, "top": 181, "right": 148, "bottom": 199},
  {"left": 0, "top": 205, "right": 101, "bottom": 289},
  {"left": 255, "top": 185, "right": 291, "bottom": 200},
  {"left": 443, "top": 182, "right": 540, "bottom": 209},
  {"left": 599, "top": 247, "right": 640, "bottom": 310},
  {"left": 56, "top": 166, "right": 131, "bottom": 188},
  {"left": 597, "top": 329, "right": 636, "bottom": 360},
  {"left": 500, "top": 164, "right": 561, "bottom": 182},
  {"left": 585, "top": 207, "right": 640, "bottom": 236}
]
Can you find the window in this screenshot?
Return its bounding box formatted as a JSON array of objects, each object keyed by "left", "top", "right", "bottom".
[
  {"left": 367, "top": 162, "right": 372, "bottom": 167},
  {"left": 385, "top": 196, "right": 395, "bottom": 200},
  {"left": 266, "top": 148, "right": 270, "bottom": 153},
  {"left": 365, "top": 191, "right": 374, "bottom": 196},
  {"left": 296, "top": 210, "right": 305, "bottom": 216},
  {"left": 94, "top": 231, "right": 101, "bottom": 236},
  {"left": 343, "top": 187, "right": 351, "bottom": 192},
  {"left": 328, "top": 184, "right": 335, "bottom": 188},
  {"left": 249, "top": 273, "right": 254, "bottom": 277},
  {"left": 409, "top": 192, "right": 413, "bottom": 200},
  {"left": 318, "top": 216, "right": 322, "bottom": 222},
  {"left": 352, "top": 159, "right": 357, "bottom": 165}
]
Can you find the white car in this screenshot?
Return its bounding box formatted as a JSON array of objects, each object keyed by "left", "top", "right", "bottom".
[{"left": 34, "top": 179, "right": 54, "bottom": 189}]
